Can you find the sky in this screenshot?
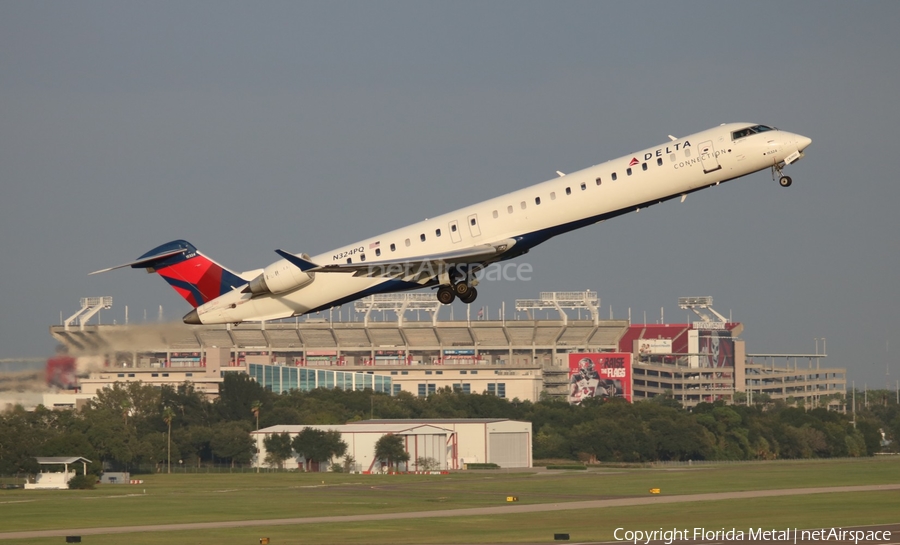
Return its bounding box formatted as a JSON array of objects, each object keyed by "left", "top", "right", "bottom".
[{"left": 1, "top": 1, "right": 898, "bottom": 387}]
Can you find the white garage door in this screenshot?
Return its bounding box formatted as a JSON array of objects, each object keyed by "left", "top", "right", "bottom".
[{"left": 488, "top": 432, "right": 529, "bottom": 468}]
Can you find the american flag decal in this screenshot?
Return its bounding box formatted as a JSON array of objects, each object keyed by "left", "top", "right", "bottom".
[{"left": 369, "top": 241, "right": 380, "bottom": 249}]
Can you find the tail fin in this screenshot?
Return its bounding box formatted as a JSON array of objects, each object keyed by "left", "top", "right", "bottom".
[{"left": 91, "top": 240, "right": 245, "bottom": 308}]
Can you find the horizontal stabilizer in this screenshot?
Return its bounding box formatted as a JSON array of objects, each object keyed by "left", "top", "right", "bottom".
[
  {"left": 90, "top": 248, "right": 187, "bottom": 275},
  {"left": 91, "top": 240, "right": 245, "bottom": 308},
  {"left": 274, "top": 249, "right": 320, "bottom": 271}
]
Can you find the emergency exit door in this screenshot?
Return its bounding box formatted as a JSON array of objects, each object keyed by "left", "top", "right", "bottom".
[{"left": 699, "top": 140, "right": 722, "bottom": 174}]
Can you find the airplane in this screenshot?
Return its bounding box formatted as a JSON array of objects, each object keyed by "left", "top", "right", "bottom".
[{"left": 92, "top": 122, "right": 811, "bottom": 325}]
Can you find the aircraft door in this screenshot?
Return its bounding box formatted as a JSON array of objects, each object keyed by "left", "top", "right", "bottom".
[
  {"left": 699, "top": 141, "right": 722, "bottom": 174},
  {"left": 449, "top": 220, "right": 462, "bottom": 243},
  {"left": 467, "top": 214, "right": 481, "bottom": 238}
]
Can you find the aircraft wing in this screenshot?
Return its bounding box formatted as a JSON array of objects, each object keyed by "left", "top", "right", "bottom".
[{"left": 275, "top": 239, "right": 516, "bottom": 282}]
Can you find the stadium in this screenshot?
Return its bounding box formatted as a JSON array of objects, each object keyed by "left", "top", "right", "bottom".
[{"left": 46, "top": 292, "right": 846, "bottom": 410}]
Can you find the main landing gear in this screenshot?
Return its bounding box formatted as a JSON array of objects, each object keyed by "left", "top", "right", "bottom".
[
  {"left": 772, "top": 163, "right": 792, "bottom": 187},
  {"left": 437, "top": 283, "right": 478, "bottom": 305}
]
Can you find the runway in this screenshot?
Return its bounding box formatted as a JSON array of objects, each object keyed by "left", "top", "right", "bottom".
[{"left": 1, "top": 483, "right": 898, "bottom": 541}]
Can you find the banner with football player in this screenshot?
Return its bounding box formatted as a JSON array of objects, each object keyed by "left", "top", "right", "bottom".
[{"left": 567, "top": 353, "right": 632, "bottom": 404}]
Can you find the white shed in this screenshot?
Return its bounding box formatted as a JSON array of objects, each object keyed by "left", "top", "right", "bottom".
[{"left": 25, "top": 457, "right": 92, "bottom": 490}]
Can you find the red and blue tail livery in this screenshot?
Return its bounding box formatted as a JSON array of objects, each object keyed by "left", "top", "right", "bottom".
[{"left": 91, "top": 240, "right": 246, "bottom": 308}]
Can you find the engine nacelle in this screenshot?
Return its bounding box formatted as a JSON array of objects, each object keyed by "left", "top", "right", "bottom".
[{"left": 246, "top": 255, "right": 315, "bottom": 296}]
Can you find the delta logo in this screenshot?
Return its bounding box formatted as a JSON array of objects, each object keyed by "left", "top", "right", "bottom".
[{"left": 628, "top": 157, "right": 640, "bottom": 166}]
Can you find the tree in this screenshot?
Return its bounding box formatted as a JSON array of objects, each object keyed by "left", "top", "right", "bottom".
[
  {"left": 291, "top": 428, "right": 347, "bottom": 472},
  {"left": 415, "top": 456, "right": 439, "bottom": 471},
  {"left": 374, "top": 434, "right": 409, "bottom": 471},
  {"left": 162, "top": 406, "right": 175, "bottom": 474},
  {"left": 263, "top": 432, "right": 294, "bottom": 469},
  {"left": 251, "top": 400, "right": 262, "bottom": 431},
  {"left": 210, "top": 421, "right": 255, "bottom": 467},
  {"left": 340, "top": 454, "right": 357, "bottom": 473},
  {"left": 215, "top": 373, "right": 269, "bottom": 422},
  {"left": 251, "top": 400, "right": 262, "bottom": 472}
]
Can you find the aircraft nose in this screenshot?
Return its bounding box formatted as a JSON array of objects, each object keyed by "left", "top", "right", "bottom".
[
  {"left": 797, "top": 135, "right": 812, "bottom": 151},
  {"left": 183, "top": 309, "right": 202, "bottom": 325}
]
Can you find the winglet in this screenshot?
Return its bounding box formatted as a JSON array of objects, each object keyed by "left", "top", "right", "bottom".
[{"left": 275, "top": 249, "right": 319, "bottom": 271}]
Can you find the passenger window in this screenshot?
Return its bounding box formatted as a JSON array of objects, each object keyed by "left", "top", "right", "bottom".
[
  {"left": 507, "top": 205, "right": 513, "bottom": 214},
  {"left": 657, "top": 158, "right": 663, "bottom": 166},
  {"left": 451, "top": 224, "right": 457, "bottom": 232},
  {"left": 405, "top": 238, "right": 411, "bottom": 247},
  {"left": 535, "top": 197, "right": 541, "bottom": 205},
  {"left": 612, "top": 172, "right": 617, "bottom": 181},
  {"left": 492, "top": 210, "right": 498, "bottom": 218},
  {"left": 346, "top": 258, "right": 352, "bottom": 264},
  {"left": 580, "top": 182, "right": 586, "bottom": 191},
  {"left": 565, "top": 187, "right": 571, "bottom": 195},
  {"left": 550, "top": 191, "right": 556, "bottom": 200},
  {"left": 375, "top": 248, "right": 381, "bottom": 257},
  {"left": 642, "top": 163, "right": 648, "bottom": 171},
  {"left": 520, "top": 201, "right": 526, "bottom": 210},
  {"left": 361, "top": 254, "right": 366, "bottom": 262},
  {"left": 435, "top": 229, "right": 441, "bottom": 237},
  {"left": 670, "top": 153, "right": 676, "bottom": 162},
  {"left": 627, "top": 168, "right": 632, "bottom": 176},
  {"left": 595, "top": 177, "right": 601, "bottom": 186},
  {"left": 390, "top": 243, "right": 396, "bottom": 252},
  {"left": 420, "top": 233, "right": 426, "bottom": 242},
  {"left": 685, "top": 149, "right": 691, "bottom": 158},
  {"left": 470, "top": 218, "right": 476, "bottom": 226}
]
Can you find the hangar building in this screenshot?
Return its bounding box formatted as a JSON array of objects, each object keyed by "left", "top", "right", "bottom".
[{"left": 252, "top": 418, "right": 532, "bottom": 472}]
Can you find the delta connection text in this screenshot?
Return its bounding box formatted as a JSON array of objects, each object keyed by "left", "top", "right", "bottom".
[{"left": 614, "top": 527, "right": 892, "bottom": 544}]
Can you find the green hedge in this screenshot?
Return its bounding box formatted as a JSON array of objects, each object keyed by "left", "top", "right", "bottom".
[{"left": 68, "top": 474, "right": 98, "bottom": 490}]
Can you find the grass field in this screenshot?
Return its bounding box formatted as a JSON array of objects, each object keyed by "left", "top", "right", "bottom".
[{"left": 1, "top": 457, "right": 898, "bottom": 544}]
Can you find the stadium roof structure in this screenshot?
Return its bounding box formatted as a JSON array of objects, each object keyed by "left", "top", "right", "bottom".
[{"left": 50, "top": 318, "right": 631, "bottom": 355}]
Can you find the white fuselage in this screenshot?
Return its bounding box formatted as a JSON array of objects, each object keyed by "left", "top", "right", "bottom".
[{"left": 194, "top": 123, "right": 810, "bottom": 324}]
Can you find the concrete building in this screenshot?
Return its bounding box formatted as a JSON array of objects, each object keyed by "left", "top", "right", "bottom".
[
  {"left": 252, "top": 418, "right": 532, "bottom": 472},
  {"left": 48, "top": 292, "right": 846, "bottom": 409}
]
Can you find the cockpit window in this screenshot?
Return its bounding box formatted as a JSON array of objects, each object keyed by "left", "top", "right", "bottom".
[{"left": 731, "top": 124, "right": 775, "bottom": 140}]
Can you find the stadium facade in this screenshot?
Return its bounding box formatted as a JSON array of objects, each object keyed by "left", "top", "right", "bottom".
[{"left": 48, "top": 293, "right": 846, "bottom": 408}]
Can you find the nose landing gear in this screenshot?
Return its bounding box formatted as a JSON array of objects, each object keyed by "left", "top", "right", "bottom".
[{"left": 772, "top": 162, "right": 793, "bottom": 187}]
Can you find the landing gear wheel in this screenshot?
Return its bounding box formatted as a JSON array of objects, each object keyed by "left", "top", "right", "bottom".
[
  {"left": 459, "top": 287, "right": 478, "bottom": 305},
  {"left": 437, "top": 286, "right": 456, "bottom": 305},
  {"left": 453, "top": 282, "right": 470, "bottom": 297},
  {"left": 772, "top": 163, "right": 793, "bottom": 188}
]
